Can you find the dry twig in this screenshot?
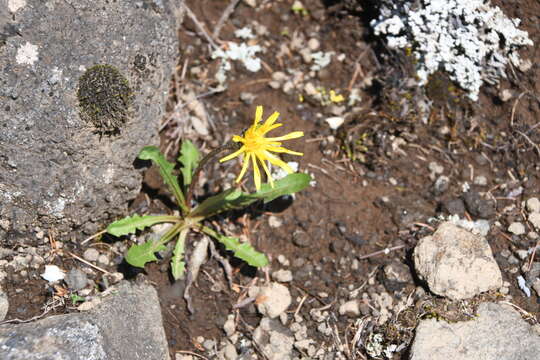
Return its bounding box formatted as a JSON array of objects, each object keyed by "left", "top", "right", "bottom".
[{"left": 212, "top": 0, "right": 242, "bottom": 39}]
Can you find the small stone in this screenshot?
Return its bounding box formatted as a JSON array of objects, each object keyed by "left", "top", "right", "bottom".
[
  {"left": 304, "top": 82, "right": 317, "bottom": 96},
  {"left": 64, "top": 268, "right": 88, "bottom": 291},
  {"left": 223, "top": 314, "right": 235, "bottom": 336},
  {"left": 474, "top": 176, "right": 487, "bottom": 186},
  {"left": 292, "top": 231, "right": 310, "bottom": 248},
  {"left": 249, "top": 282, "right": 291, "bottom": 318},
  {"left": 83, "top": 248, "right": 99, "bottom": 262},
  {"left": 508, "top": 222, "right": 526, "bottom": 236},
  {"left": 97, "top": 254, "right": 110, "bottom": 266},
  {"left": 307, "top": 38, "right": 320, "bottom": 51},
  {"left": 0, "top": 288, "right": 8, "bottom": 321},
  {"left": 223, "top": 343, "right": 237, "bottom": 360},
  {"left": 499, "top": 89, "right": 513, "bottom": 102},
  {"left": 428, "top": 162, "right": 444, "bottom": 175},
  {"left": 282, "top": 81, "right": 294, "bottom": 94},
  {"left": 526, "top": 198, "right": 540, "bottom": 213},
  {"left": 339, "top": 300, "right": 360, "bottom": 317},
  {"left": 243, "top": 0, "right": 257, "bottom": 7},
  {"left": 271, "top": 71, "right": 287, "bottom": 83},
  {"left": 268, "top": 215, "right": 283, "bottom": 228},
  {"left": 203, "top": 339, "right": 216, "bottom": 351},
  {"left": 239, "top": 92, "right": 256, "bottom": 105},
  {"left": 272, "top": 269, "right": 293, "bottom": 283},
  {"left": 529, "top": 213, "right": 540, "bottom": 230},
  {"left": 268, "top": 81, "right": 281, "bottom": 89},
  {"left": 433, "top": 176, "right": 450, "bottom": 195},
  {"left": 325, "top": 116, "right": 344, "bottom": 130},
  {"left": 277, "top": 255, "right": 290, "bottom": 266}
]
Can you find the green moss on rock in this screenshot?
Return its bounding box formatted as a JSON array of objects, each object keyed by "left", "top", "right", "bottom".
[{"left": 77, "top": 64, "right": 132, "bottom": 133}]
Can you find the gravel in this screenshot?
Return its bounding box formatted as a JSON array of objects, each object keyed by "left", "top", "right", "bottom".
[
  {"left": 64, "top": 268, "right": 89, "bottom": 291},
  {"left": 83, "top": 248, "right": 99, "bottom": 262}
]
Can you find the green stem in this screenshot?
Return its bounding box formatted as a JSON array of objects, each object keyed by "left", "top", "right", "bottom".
[{"left": 186, "top": 140, "right": 238, "bottom": 207}]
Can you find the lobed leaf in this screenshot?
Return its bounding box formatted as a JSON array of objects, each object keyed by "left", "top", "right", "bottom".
[
  {"left": 202, "top": 226, "right": 268, "bottom": 267},
  {"left": 125, "top": 241, "right": 167, "bottom": 268},
  {"left": 138, "top": 146, "right": 188, "bottom": 213},
  {"left": 178, "top": 140, "right": 201, "bottom": 192},
  {"left": 106, "top": 214, "right": 179, "bottom": 237}
]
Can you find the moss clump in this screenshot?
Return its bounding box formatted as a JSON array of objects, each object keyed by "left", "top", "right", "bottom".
[{"left": 77, "top": 64, "right": 132, "bottom": 133}]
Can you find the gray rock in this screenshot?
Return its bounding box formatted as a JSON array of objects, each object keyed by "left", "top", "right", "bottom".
[
  {"left": 253, "top": 318, "right": 294, "bottom": 360},
  {"left": 65, "top": 268, "right": 88, "bottom": 291},
  {"left": 463, "top": 191, "right": 495, "bottom": 218},
  {"left": 0, "top": 0, "right": 181, "bottom": 241},
  {"left": 0, "top": 281, "right": 169, "bottom": 359},
  {"left": 0, "top": 288, "right": 8, "bottom": 322},
  {"left": 292, "top": 231, "right": 310, "bottom": 248},
  {"left": 338, "top": 300, "right": 360, "bottom": 317},
  {"left": 414, "top": 222, "right": 502, "bottom": 300},
  {"left": 83, "top": 248, "right": 100, "bottom": 262},
  {"left": 383, "top": 261, "right": 413, "bottom": 291},
  {"left": 249, "top": 282, "right": 291, "bottom": 319},
  {"left": 410, "top": 302, "right": 540, "bottom": 360}
]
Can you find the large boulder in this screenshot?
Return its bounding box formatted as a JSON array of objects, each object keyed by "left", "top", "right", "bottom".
[
  {"left": 410, "top": 302, "right": 540, "bottom": 360},
  {"left": 0, "top": 0, "right": 181, "bottom": 243},
  {"left": 0, "top": 281, "right": 169, "bottom": 359}
]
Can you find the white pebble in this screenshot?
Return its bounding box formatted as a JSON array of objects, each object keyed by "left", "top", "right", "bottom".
[
  {"left": 526, "top": 198, "right": 540, "bottom": 213},
  {"left": 529, "top": 213, "right": 540, "bottom": 230},
  {"left": 325, "top": 116, "right": 344, "bottom": 130},
  {"left": 41, "top": 265, "right": 65, "bottom": 283},
  {"left": 268, "top": 215, "right": 283, "bottom": 228},
  {"left": 307, "top": 38, "right": 320, "bottom": 51},
  {"left": 272, "top": 269, "right": 293, "bottom": 283},
  {"left": 338, "top": 300, "right": 360, "bottom": 317},
  {"left": 508, "top": 222, "right": 526, "bottom": 235}
]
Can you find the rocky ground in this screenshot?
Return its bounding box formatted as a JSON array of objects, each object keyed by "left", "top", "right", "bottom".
[{"left": 1, "top": 0, "right": 540, "bottom": 359}]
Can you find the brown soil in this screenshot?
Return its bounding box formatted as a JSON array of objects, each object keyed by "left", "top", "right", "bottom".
[{"left": 3, "top": 0, "right": 540, "bottom": 359}]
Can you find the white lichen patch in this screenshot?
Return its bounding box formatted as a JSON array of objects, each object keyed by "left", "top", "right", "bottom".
[
  {"left": 212, "top": 42, "right": 262, "bottom": 85},
  {"left": 371, "top": 0, "right": 533, "bottom": 100},
  {"left": 16, "top": 42, "right": 39, "bottom": 65},
  {"left": 8, "top": 0, "right": 26, "bottom": 12}
]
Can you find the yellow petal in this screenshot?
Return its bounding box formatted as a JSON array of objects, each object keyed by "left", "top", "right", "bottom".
[
  {"left": 267, "top": 131, "right": 304, "bottom": 141},
  {"left": 254, "top": 106, "right": 263, "bottom": 126},
  {"left": 264, "top": 111, "right": 280, "bottom": 127},
  {"left": 220, "top": 146, "right": 245, "bottom": 162},
  {"left": 236, "top": 153, "right": 251, "bottom": 183},
  {"left": 264, "top": 151, "right": 294, "bottom": 173},
  {"left": 258, "top": 155, "right": 274, "bottom": 188},
  {"left": 267, "top": 146, "right": 303, "bottom": 156},
  {"left": 252, "top": 154, "right": 261, "bottom": 191},
  {"left": 261, "top": 123, "right": 283, "bottom": 134}
]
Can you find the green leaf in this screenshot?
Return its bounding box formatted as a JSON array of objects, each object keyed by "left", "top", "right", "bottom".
[
  {"left": 125, "top": 240, "right": 167, "bottom": 268},
  {"left": 190, "top": 173, "right": 312, "bottom": 218},
  {"left": 178, "top": 140, "right": 201, "bottom": 191},
  {"left": 171, "top": 229, "right": 188, "bottom": 280},
  {"left": 107, "top": 214, "right": 180, "bottom": 237},
  {"left": 202, "top": 226, "right": 268, "bottom": 267},
  {"left": 189, "top": 188, "right": 245, "bottom": 218},
  {"left": 138, "top": 146, "right": 188, "bottom": 213},
  {"left": 254, "top": 173, "right": 312, "bottom": 203},
  {"left": 70, "top": 294, "right": 85, "bottom": 305}
]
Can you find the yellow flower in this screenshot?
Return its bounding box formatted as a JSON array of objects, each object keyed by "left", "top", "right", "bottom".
[
  {"left": 220, "top": 106, "right": 304, "bottom": 191},
  {"left": 329, "top": 90, "right": 345, "bottom": 103}
]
